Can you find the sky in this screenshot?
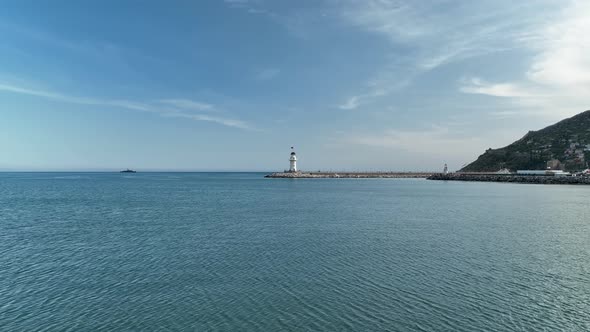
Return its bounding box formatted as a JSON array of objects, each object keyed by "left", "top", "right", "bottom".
[{"left": 1, "top": 0, "right": 589, "bottom": 171}]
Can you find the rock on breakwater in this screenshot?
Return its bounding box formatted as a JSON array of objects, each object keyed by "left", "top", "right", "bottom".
[{"left": 428, "top": 173, "right": 590, "bottom": 185}]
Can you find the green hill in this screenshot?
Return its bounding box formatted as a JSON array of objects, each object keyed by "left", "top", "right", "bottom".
[{"left": 462, "top": 110, "right": 590, "bottom": 172}]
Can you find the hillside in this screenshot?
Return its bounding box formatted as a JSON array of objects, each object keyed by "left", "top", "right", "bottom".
[{"left": 461, "top": 110, "right": 590, "bottom": 172}]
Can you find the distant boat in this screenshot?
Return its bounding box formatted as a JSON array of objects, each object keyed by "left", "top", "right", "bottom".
[{"left": 120, "top": 169, "right": 137, "bottom": 173}]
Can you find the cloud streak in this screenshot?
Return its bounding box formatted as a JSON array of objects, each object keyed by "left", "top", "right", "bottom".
[
  {"left": 347, "top": 126, "right": 483, "bottom": 158},
  {"left": 157, "top": 99, "right": 215, "bottom": 112},
  {"left": 338, "top": 96, "right": 360, "bottom": 110},
  {"left": 0, "top": 83, "right": 252, "bottom": 129},
  {"left": 255, "top": 68, "right": 280, "bottom": 81},
  {"left": 459, "top": 78, "right": 537, "bottom": 98},
  {"left": 459, "top": 0, "right": 590, "bottom": 120},
  {"left": 336, "top": 0, "right": 559, "bottom": 110},
  {"left": 526, "top": 1, "right": 590, "bottom": 87}
]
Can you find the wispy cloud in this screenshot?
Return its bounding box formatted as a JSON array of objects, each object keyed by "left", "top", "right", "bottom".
[
  {"left": 255, "top": 68, "right": 281, "bottom": 81},
  {"left": 0, "top": 83, "right": 98, "bottom": 105},
  {"left": 0, "top": 83, "right": 252, "bottom": 129},
  {"left": 526, "top": 1, "right": 590, "bottom": 87},
  {"left": 459, "top": 78, "right": 536, "bottom": 98},
  {"left": 162, "top": 112, "right": 250, "bottom": 130},
  {"left": 337, "top": 87, "right": 389, "bottom": 110},
  {"left": 459, "top": 76, "right": 588, "bottom": 121},
  {"left": 460, "top": 0, "right": 590, "bottom": 120},
  {"left": 323, "top": 123, "right": 485, "bottom": 170},
  {"left": 157, "top": 99, "right": 215, "bottom": 112},
  {"left": 340, "top": 1, "right": 552, "bottom": 67},
  {"left": 338, "top": 96, "right": 360, "bottom": 110},
  {"left": 336, "top": 0, "right": 558, "bottom": 109},
  {"left": 346, "top": 125, "right": 483, "bottom": 158}
]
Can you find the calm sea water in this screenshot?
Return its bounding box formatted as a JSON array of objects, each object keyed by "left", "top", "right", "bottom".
[{"left": 0, "top": 172, "right": 589, "bottom": 331}]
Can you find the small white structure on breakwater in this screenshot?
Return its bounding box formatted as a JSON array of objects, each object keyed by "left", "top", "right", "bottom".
[{"left": 289, "top": 147, "right": 297, "bottom": 172}]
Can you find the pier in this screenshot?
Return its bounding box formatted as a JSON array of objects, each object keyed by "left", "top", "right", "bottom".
[
  {"left": 427, "top": 173, "right": 590, "bottom": 185},
  {"left": 267, "top": 148, "right": 435, "bottom": 178},
  {"left": 265, "top": 172, "right": 433, "bottom": 178}
]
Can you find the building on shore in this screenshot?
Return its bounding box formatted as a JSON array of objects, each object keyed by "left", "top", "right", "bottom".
[{"left": 546, "top": 159, "right": 563, "bottom": 170}]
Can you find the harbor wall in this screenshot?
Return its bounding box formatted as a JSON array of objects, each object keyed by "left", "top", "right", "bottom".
[
  {"left": 265, "top": 172, "right": 433, "bottom": 179},
  {"left": 428, "top": 173, "right": 590, "bottom": 185}
]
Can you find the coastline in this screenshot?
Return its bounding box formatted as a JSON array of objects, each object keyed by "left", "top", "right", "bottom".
[{"left": 428, "top": 173, "right": 590, "bottom": 185}]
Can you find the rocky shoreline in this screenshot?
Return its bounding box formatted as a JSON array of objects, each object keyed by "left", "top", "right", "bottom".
[
  {"left": 428, "top": 173, "right": 590, "bottom": 185},
  {"left": 265, "top": 172, "right": 433, "bottom": 179}
]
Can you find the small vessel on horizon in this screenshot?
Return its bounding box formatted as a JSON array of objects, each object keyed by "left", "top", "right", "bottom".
[{"left": 120, "top": 169, "right": 137, "bottom": 173}]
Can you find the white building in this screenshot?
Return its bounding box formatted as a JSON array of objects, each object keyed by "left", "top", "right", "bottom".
[{"left": 289, "top": 149, "right": 297, "bottom": 172}]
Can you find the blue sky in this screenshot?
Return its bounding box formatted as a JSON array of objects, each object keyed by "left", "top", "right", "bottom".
[{"left": 1, "top": 0, "right": 589, "bottom": 171}]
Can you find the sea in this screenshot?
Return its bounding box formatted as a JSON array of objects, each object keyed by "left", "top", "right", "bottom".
[{"left": 1, "top": 172, "right": 589, "bottom": 331}]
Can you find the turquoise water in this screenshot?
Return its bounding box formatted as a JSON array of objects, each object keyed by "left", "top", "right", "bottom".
[{"left": 1, "top": 172, "right": 589, "bottom": 331}]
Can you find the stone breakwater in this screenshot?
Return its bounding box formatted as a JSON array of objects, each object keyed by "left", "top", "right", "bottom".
[
  {"left": 265, "top": 172, "right": 433, "bottom": 178},
  {"left": 428, "top": 173, "right": 590, "bottom": 185}
]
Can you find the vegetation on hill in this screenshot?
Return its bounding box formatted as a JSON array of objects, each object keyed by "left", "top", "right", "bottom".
[{"left": 461, "top": 110, "right": 590, "bottom": 172}]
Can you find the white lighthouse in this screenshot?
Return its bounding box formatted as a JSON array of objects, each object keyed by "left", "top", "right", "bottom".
[{"left": 289, "top": 147, "right": 297, "bottom": 172}]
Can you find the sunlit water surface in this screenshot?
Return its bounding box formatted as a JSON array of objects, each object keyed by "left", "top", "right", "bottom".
[{"left": 1, "top": 173, "right": 588, "bottom": 331}]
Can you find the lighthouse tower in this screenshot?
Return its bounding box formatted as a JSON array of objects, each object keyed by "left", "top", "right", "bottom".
[{"left": 289, "top": 148, "right": 297, "bottom": 172}]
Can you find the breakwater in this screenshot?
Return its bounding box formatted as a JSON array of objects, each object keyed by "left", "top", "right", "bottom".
[
  {"left": 265, "top": 172, "right": 433, "bottom": 178},
  {"left": 428, "top": 173, "right": 590, "bottom": 185}
]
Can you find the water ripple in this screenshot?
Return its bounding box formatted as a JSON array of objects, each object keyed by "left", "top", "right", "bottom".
[{"left": 0, "top": 173, "right": 589, "bottom": 331}]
